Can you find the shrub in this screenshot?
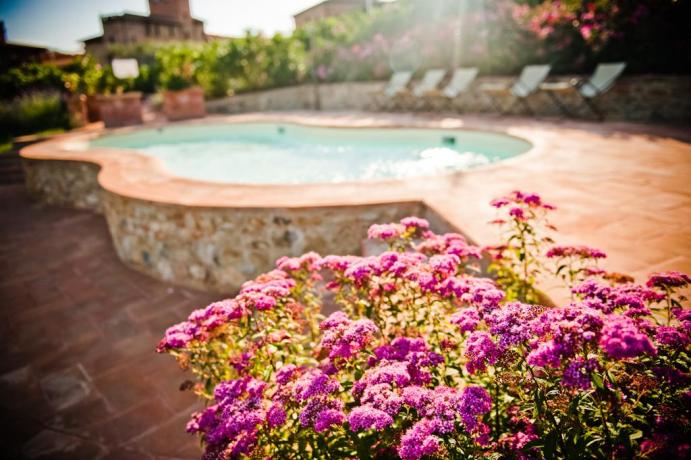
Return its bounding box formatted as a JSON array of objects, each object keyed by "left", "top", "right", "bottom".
[
  {"left": 0, "top": 91, "right": 71, "bottom": 140},
  {"left": 0, "top": 63, "right": 65, "bottom": 100},
  {"left": 158, "top": 192, "right": 690, "bottom": 459},
  {"left": 156, "top": 45, "right": 201, "bottom": 91}
]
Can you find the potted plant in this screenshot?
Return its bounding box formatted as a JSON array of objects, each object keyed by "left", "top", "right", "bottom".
[
  {"left": 157, "top": 46, "right": 206, "bottom": 121},
  {"left": 88, "top": 64, "right": 143, "bottom": 128},
  {"left": 61, "top": 56, "right": 103, "bottom": 126},
  {"left": 95, "top": 90, "right": 143, "bottom": 128}
]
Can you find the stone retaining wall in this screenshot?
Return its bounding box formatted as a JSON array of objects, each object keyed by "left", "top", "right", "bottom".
[
  {"left": 22, "top": 159, "right": 103, "bottom": 212},
  {"left": 207, "top": 75, "right": 691, "bottom": 122},
  {"left": 103, "top": 193, "right": 426, "bottom": 293},
  {"left": 22, "top": 157, "right": 440, "bottom": 293}
]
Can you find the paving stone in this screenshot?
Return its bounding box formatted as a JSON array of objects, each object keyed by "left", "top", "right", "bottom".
[
  {"left": 40, "top": 366, "right": 92, "bottom": 412},
  {"left": 95, "top": 398, "right": 173, "bottom": 445},
  {"left": 0, "top": 185, "right": 212, "bottom": 458},
  {"left": 22, "top": 430, "right": 105, "bottom": 459}
]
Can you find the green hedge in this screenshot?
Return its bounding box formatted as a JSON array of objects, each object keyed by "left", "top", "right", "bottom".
[{"left": 0, "top": 92, "right": 71, "bottom": 141}]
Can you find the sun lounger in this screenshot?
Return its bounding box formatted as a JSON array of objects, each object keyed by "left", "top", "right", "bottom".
[
  {"left": 376, "top": 70, "right": 414, "bottom": 110},
  {"left": 480, "top": 65, "right": 551, "bottom": 115},
  {"left": 540, "top": 62, "right": 626, "bottom": 119},
  {"left": 442, "top": 67, "right": 479, "bottom": 99},
  {"left": 407, "top": 68, "right": 447, "bottom": 110},
  {"left": 412, "top": 69, "right": 446, "bottom": 97}
]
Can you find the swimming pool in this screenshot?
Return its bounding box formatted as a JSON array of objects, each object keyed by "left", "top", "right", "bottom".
[{"left": 91, "top": 123, "right": 532, "bottom": 184}]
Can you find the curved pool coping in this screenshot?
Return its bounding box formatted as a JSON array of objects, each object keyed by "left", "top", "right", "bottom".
[
  {"left": 20, "top": 113, "right": 545, "bottom": 209},
  {"left": 18, "top": 111, "right": 691, "bottom": 303}
]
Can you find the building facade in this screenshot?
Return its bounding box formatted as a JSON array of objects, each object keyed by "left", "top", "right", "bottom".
[
  {"left": 293, "top": 0, "right": 396, "bottom": 28},
  {"left": 83, "top": 0, "right": 207, "bottom": 62},
  {"left": 293, "top": 0, "right": 368, "bottom": 28}
]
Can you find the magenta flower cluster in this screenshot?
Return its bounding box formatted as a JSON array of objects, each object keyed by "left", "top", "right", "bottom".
[
  {"left": 545, "top": 245, "right": 606, "bottom": 260},
  {"left": 319, "top": 311, "right": 378, "bottom": 361},
  {"left": 159, "top": 191, "right": 690, "bottom": 460}
]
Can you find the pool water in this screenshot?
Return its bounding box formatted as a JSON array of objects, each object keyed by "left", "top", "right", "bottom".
[{"left": 91, "top": 123, "right": 531, "bottom": 184}]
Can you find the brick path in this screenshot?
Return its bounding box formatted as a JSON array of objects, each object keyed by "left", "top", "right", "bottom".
[{"left": 0, "top": 185, "right": 217, "bottom": 459}]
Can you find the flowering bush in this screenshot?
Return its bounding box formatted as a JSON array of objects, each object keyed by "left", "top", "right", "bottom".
[{"left": 159, "top": 192, "right": 689, "bottom": 459}]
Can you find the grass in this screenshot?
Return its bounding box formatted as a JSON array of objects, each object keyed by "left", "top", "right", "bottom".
[
  {"left": 19, "top": 127, "right": 66, "bottom": 138},
  {"left": 0, "top": 128, "right": 66, "bottom": 155},
  {"left": 0, "top": 140, "right": 12, "bottom": 154}
]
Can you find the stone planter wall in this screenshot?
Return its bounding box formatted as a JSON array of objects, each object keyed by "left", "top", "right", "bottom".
[
  {"left": 96, "top": 92, "right": 144, "bottom": 128},
  {"left": 207, "top": 75, "right": 691, "bottom": 123},
  {"left": 163, "top": 86, "right": 206, "bottom": 121},
  {"left": 22, "top": 159, "right": 103, "bottom": 212}
]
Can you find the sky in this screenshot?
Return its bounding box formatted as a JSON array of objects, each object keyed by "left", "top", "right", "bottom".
[{"left": 0, "top": 0, "right": 322, "bottom": 52}]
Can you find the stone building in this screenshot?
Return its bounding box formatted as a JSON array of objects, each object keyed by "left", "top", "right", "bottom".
[
  {"left": 82, "top": 0, "right": 207, "bottom": 62},
  {"left": 294, "top": 0, "right": 395, "bottom": 28}
]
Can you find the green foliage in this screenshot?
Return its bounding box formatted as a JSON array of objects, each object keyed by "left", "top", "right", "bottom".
[
  {"left": 0, "top": 63, "right": 64, "bottom": 100},
  {"left": 0, "top": 139, "right": 12, "bottom": 154},
  {"left": 156, "top": 44, "right": 200, "bottom": 91},
  {"left": 0, "top": 92, "right": 71, "bottom": 140},
  {"left": 60, "top": 55, "right": 104, "bottom": 95}
]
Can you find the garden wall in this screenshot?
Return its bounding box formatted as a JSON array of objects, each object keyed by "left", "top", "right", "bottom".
[
  {"left": 102, "top": 194, "right": 425, "bottom": 293},
  {"left": 22, "top": 159, "right": 103, "bottom": 212},
  {"left": 22, "top": 157, "right": 447, "bottom": 293},
  {"left": 206, "top": 75, "right": 691, "bottom": 123}
]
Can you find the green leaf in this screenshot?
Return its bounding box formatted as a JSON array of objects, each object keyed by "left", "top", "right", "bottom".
[
  {"left": 629, "top": 430, "right": 643, "bottom": 441},
  {"left": 591, "top": 373, "right": 605, "bottom": 390}
]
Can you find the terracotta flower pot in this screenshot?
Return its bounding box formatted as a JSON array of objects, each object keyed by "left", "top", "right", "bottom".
[
  {"left": 96, "top": 92, "right": 144, "bottom": 128},
  {"left": 162, "top": 86, "right": 206, "bottom": 121},
  {"left": 86, "top": 95, "right": 102, "bottom": 122}
]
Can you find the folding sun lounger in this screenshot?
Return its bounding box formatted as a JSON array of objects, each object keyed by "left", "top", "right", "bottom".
[
  {"left": 480, "top": 65, "right": 551, "bottom": 115},
  {"left": 432, "top": 67, "right": 479, "bottom": 111},
  {"left": 540, "top": 62, "right": 626, "bottom": 119},
  {"left": 377, "top": 70, "right": 414, "bottom": 110},
  {"left": 410, "top": 68, "right": 446, "bottom": 109},
  {"left": 442, "top": 67, "right": 479, "bottom": 99}
]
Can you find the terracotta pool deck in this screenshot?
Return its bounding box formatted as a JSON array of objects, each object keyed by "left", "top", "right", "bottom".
[{"left": 3, "top": 113, "right": 691, "bottom": 458}]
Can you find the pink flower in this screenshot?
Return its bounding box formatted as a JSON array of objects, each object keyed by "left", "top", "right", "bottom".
[
  {"left": 348, "top": 405, "right": 394, "bottom": 431},
  {"left": 450, "top": 307, "right": 480, "bottom": 333},
  {"left": 398, "top": 419, "right": 441, "bottom": 460},
  {"left": 546, "top": 245, "right": 606, "bottom": 259},
  {"left": 647, "top": 271, "right": 690, "bottom": 290},
  {"left": 600, "top": 315, "right": 657, "bottom": 359},
  {"left": 509, "top": 207, "right": 525, "bottom": 220},
  {"left": 580, "top": 24, "right": 594, "bottom": 40},
  {"left": 319, "top": 312, "right": 379, "bottom": 360},
  {"left": 367, "top": 223, "right": 403, "bottom": 240},
  {"left": 400, "top": 216, "right": 429, "bottom": 232},
  {"left": 315, "top": 64, "right": 329, "bottom": 80},
  {"left": 465, "top": 331, "right": 499, "bottom": 374}
]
